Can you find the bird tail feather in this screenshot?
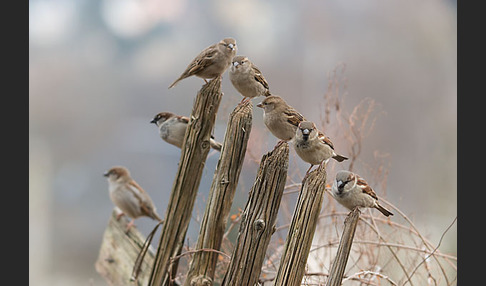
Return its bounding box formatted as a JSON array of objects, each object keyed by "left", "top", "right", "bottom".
[
  {"left": 210, "top": 138, "right": 223, "bottom": 151},
  {"left": 375, "top": 204, "right": 393, "bottom": 217},
  {"left": 333, "top": 154, "right": 348, "bottom": 162}
]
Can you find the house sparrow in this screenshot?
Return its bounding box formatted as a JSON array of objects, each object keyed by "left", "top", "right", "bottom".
[
  {"left": 150, "top": 112, "right": 222, "bottom": 151},
  {"left": 229, "top": 55, "right": 270, "bottom": 104},
  {"left": 256, "top": 95, "right": 306, "bottom": 143},
  {"left": 103, "top": 166, "right": 163, "bottom": 232},
  {"left": 293, "top": 121, "right": 348, "bottom": 173},
  {"left": 331, "top": 170, "right": 393, "bottom": 217},
  {"left": 168, "top": 38, "right": 237, "bottom": 88}
]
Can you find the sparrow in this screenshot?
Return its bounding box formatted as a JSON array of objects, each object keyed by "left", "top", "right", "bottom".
[
  {"left": 103, "top": 166, "right": 162, "bottom": 232},
  {"left": 256, "top": 95, "right": 306, "bottom": 143},
  {"left": 150, "top": 112, "right": 222, "bottom": 151},
  {"left": 331, "top": 170, "right": 393, "bottom": 217},
  {"left": 168, "top": 37, "right": 237, "bottom": 88},
  {"left": 293, "top": 121, "right": 348, "bottom": 173},
  {"left": 229, "top": 55, "right": 270, "bottom": 104}
]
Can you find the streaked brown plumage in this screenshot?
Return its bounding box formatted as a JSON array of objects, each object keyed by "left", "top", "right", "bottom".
[
  {"left": 150, "top": 111, "right": 222, "bottom": 151},
  {"left": 104, "top": 166, "right": 162, "bottom": 231},
  {"left": 293, "top": 121, "right": 348, "bottom": 173},
  {"left": 331, "top": 170, "right": 393, "bottom": 217},
  {"left": 169, "top": 38, "right": 237, "bottom": 88},
  {"left": 256, "top": 95, "right": 306, "bottom": 142},
  {"left": 229, "top": 55, "right": 270, "bottom": 103}
]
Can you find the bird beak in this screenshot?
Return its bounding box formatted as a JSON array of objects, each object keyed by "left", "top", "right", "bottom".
[
  {"left": 256, "top": 102, "right": 263, "bottom": 108},
  {"left": 150, "top": 118, "right": 157, "bottom": 124},
  {"left": 228, "top": 43, "right": 235, "bottom": 50},
  {"left": 336, "top": 180, "right": 343, "bottom": 188},
  {"left": 103, "top": 172, "right": 109, "bottom": 177},
  {"left": 232, "top": 61, "right": 239, "bottom": 68},
  {"left": 302, "top": 129, "right": 310, "bottom": 135}
]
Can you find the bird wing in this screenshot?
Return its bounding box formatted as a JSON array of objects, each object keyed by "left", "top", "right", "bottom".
[
  {"left": 284, "top": 108, "right": 305, "bottom": 128},
  {"left": 252, "top": 64, "right": 269, "bottom": 90},
  {"left": 355, "top": 175, "right": 378, "bottom": 200},
  {"left": 317, "top": 131, "right": 335, "bottom": 150},
  {"left": 176, "top": 115, "right": 190, "bottom": 124},
  {"left": 169, "top": 44, "right": 219, "bottom": 88},
  {"left": 127, "top": 180, "right": 157, "bottom": 216},
  {"left": 185, "top": 45, "right": 219, "bottom": 75}
]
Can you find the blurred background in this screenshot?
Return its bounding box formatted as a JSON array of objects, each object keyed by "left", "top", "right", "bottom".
[{"left": 29, "top": 0, "right": 457, "bottom": 285}]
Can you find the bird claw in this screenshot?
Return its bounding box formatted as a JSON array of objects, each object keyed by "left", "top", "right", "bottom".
[
  {"left": 275, "top": 140, "right": 286, "bottom": 147},
  {"left": 306, "top": 164, "right": 314, "bottom": 174},
  {"left": 116, "top": 212, "right": 125, "bottom": 221},
  {"left": 238, "top": 97, "right": 251, "bottom": 106},
  {"left": 125, "top": 219, "right": 136, "bottom": 233}
]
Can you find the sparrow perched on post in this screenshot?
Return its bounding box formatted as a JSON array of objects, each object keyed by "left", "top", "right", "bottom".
[
  {"left": 229, "top": 55, "right": 270, "bottom": 104},
  {"left": 293, "top": 121, "right": 348, "bottom": 173},
  {"left": 256, "top": 95, "right": 306, "bottom": 143},
  {"left": 331, "top": 170, "right": 393, "bottom": 217},
  {"left": 150, "top": 112, "right": 222, "bottom": 151},
  {"left": 103, "top": 166, "right": 163, "bottom": 232},
  {"left": 168, "top": 37, "right": 237, "bottom": 88}
]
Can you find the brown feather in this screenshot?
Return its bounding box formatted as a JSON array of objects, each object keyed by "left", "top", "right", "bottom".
[
  {"left": 186, "top": 46, "right": 218, "bottom": 75},
  {"left": 252, "top": 64, "right": 269, "bottom": 90},
  {"left": 284, "top": 109, "right": 305, "bottom": 127},
  {"left": 317, "top": 131, "right": 335, "bottom": 150},
  {"left": 168, "top": 43, "right": 220, "bottom": 88},
  {"left": 355, "top": 175, "right": 378, "bottom": 200},
  {"left": 127, "top": 180, "right": 161, "bottom": 221},
  {"left": 176, "top": 115, "right": 190, "bottom": 124},
  {"left": 375, "top": 204, "right": 393, "bottom": 216}
]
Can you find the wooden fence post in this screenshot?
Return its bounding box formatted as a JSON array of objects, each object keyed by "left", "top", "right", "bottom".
[
  {"left": 221, "top": 142, "right": 289, "bottom": 286},
  {"left": 184, "top": 101, "right": 253, "bottom": 286},
  {"left": 273, "top": 165, "right": 327, "bottom": 286},
  {"left": 148, "top": 78, "right": 223, "bottom": 286},
  {"left": 95, "top": 209, "right": 156, "bottom": 286},
  {"left": 326, "top": 208, "right": 360, "bottom": 286}
]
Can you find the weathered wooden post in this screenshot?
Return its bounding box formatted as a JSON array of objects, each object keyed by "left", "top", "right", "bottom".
[
  {"left": 221, "top": 142, "right": 289, "bottom": 286},
  {"left": 184, "top": 101, "right": 253, "bottom": 286},
  {"left": 95, "top": 209, "right": 156, "bottom": 286},
  {"left": 148, "top": 78, "right": 223, "bottom": 286},
  {"left": 273, "top": 165, "right": 327, "bottom": 286},
  {"left": 326, "top": 208, "right": 360, "bottom": 286}
]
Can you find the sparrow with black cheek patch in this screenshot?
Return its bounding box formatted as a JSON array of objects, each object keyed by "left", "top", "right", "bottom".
[
  {"left": 293, "top": 121, "right": 348, "bottom": 173},
  {"left": 150, "top": 111, "right": 222, "bottom": 151},
  {"left": 103, "top": 166, "right": 163, "bottom": 232},
  {"left": 168, "top": 38, "right": 237, "bottom": 89},
  {"left": 331, "top": 170, "right": 393, "bottom": 217},
  {"left": 229, "top": 55, "right": 270, "bottom": 104},
  {"left": 256, "top": 95, "right": 306, "bottom": 144}
]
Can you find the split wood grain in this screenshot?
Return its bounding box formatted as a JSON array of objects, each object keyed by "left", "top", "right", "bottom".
[
  {"left": 148, "top": 78, "right": 223, "bottom": 286},
  {"left": 95, "top": 209, "right": 156, "bottom": 286},
  {"left": 221, "top": 142, "right": 289, "bottom": 286},
  {"left": 326, "top": 208, "right": 360, "bottom": 286},
  {"left": 273, "top": 166, "right": 327, "bottom": 286},
  {"left": 184, "top": 101, "right": 253, "bottom": 286}
]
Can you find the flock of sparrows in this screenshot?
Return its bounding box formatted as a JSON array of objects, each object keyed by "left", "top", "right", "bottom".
[{"left": 104, "top": 37, "right": 392, "bottom": 232}]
